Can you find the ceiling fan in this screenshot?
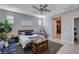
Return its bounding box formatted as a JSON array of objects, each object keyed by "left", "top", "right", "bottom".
[{"left": 32, "top": 4, "right": 51, "bottom": 14}]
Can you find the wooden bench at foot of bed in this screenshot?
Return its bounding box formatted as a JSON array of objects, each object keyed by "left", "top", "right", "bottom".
[{"left": 31, "top": 38, "right": 48, "bottom": 54}]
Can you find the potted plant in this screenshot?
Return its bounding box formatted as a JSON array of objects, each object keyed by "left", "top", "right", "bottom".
[{"left": 0, "top": 20, "right": 12, "bottom": 48}]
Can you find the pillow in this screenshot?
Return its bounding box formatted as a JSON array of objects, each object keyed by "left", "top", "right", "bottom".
[
  {"left": 21, "top": 32, "right": 25, "bottom": 35},
  {"left": 8, "top": 40, "right": 15, "bottom": 44},
  {"left": 25, "top": 31, "right": 33, "bottom": 35},
  {"left": 0, "top": 41, "right": 3, "bottom": 50}
]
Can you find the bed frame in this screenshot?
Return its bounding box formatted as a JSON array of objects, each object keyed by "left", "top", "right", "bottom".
[
  {"left": 18, "top": 30, "right": 33, "bottom": 34},
  {"left": 18, "top": 30, "right": 48, "bottom": 53}
]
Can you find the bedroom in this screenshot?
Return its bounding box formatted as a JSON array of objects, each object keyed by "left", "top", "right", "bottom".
[
  {"left": 0, "top": 5, "right": 62, "bottom": 54},
  {"left": 0, "top": 8, "right": 49, "bottom": 54},
  {"left": 0, "top": 4, "right": 79, "bottom": 54}
]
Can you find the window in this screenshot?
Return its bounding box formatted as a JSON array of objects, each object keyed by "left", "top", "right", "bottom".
[
  {"left": 38, "top": 20, "right": 42, "bottom": 26},
  {"left": 6, "top": 15, "right": 14, "bottom": 24}
]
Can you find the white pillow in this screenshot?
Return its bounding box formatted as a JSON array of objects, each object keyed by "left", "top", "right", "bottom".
[{"left": 21, "top": 32, "right": 25, "bottom": 35}]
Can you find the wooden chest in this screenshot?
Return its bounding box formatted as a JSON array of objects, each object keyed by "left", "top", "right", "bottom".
[{"left": 31, "top": 39, "right": 48, "bottom": 54}]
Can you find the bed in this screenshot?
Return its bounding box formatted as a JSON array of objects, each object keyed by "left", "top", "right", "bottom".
[{"left": 18, "top": 30, "right": 45, "bottom": 49}]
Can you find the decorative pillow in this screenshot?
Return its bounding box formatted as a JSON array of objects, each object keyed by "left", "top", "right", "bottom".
[
  {"left": 25, "top": 31, "right": 33, "bottom": 35},
  {"left": 8, "top": 40, "right": 15, "bottom": 44},
  {"left": 0, "top": 41, "right": 3, "bottom": 50}
]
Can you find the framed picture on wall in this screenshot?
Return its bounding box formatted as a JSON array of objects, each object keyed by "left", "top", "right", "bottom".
[{"left": 21, "top": 20, "right": 33, "bottom": 27}]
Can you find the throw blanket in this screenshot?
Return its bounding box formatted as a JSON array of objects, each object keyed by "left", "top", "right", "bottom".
[{"left": 19, "top": 35, "right": 31, "bottom": 48}]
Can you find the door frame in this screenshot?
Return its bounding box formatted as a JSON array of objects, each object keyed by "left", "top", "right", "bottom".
[{"left": 52, "top": 17, "right": 61, "bottom": 39}]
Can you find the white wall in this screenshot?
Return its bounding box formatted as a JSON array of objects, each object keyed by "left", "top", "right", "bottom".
[
  {"left": 13, "top": 13, "right": 42, "bottom": 33},
  {"left": 42, "top": 17, "right": 53, "bottom": 40},
  {"left": 43, "top": 8, "right": 79, "bottom": 44},
  {"left": 61, "top": 8, "right": 79, "bottom": 44},
  {"left": 0, "top": 9, "right": 43, "bottom": 36}
]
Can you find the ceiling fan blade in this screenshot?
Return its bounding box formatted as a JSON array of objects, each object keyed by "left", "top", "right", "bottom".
[
  {"left": 42, "top": 4, "right": 48, "bottom": 10},
  {"left": 44, "top": 9, "right": 51, "bottom": 12},
  {"left": 32, "top": 6, "right": 40, "bottom": 11}
]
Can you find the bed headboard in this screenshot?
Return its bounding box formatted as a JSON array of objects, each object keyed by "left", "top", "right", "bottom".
[{"left": 18, "top": 30, "right": 33, "bottom": 34}]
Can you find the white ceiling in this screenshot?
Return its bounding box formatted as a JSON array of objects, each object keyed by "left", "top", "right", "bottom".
[{"left": 0, "top": 4, "right": 79, "bottom": 18}]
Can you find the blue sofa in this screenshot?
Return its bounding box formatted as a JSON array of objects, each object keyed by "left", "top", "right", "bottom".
[{"left": 1, "top": 40, "right": 16, "bottom": 54}]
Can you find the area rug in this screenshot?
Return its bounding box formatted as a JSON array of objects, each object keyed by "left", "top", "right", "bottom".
[{"left": 16, "top": 41, "right": 63, "bottom": 54}]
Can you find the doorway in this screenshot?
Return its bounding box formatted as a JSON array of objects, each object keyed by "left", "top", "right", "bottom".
[
  {"left": 52, "top": 17, "right": 61, "bottom": 43},
  {"left": 74, "top": 17, "right": 79, "bottom": 44}
]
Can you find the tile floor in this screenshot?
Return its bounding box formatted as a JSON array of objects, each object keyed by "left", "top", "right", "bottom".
[
  {"left": 57, "top": 44, "right": 79, "bottom": 54},
  {"left": 52, "top": 38, "right": 79, "bottom": 54}
]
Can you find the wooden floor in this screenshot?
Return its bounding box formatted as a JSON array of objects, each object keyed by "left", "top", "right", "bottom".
[{"left": 16, "top": 41, "right": 63, "bottom": 54}]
